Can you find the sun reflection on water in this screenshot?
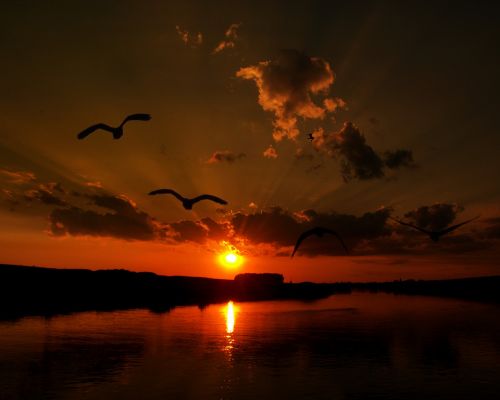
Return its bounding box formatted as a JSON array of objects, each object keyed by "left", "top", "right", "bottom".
[
  {"left": 225, "top": 301, "right": 235, "bottom": 334},
  {"left": 222, "top": 301, "right": 238, "bottom": 358}
]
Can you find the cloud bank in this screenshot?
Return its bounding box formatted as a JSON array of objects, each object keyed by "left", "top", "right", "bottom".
[
  {"left": 237, "top": 50, "right": 344, "bottom": 141},
  {"left": 312, "top": 122, "right": 415, "bottom": 181},
  {"left": 1, "top": 175, "right": 494, "bottom": 258}
]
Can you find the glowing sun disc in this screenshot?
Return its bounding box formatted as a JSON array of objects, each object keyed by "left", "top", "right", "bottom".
[{"left": 218, "top": 251, "right": 243, "bottom": 268}]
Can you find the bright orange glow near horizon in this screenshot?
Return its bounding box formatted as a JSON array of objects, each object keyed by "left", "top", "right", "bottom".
[{"left": 218, "top": 251, "right": 244, "bottom": 270}]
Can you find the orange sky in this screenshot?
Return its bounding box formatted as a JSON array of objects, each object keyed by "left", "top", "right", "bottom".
[{"left": 1, "top": 1, "right": 500, "bottom": 281}]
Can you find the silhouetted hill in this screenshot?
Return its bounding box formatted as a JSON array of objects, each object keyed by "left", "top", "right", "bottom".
[
  {"left": 0, "top": 265, "right": 341, "bottom": 320},
  {"left": 1, "top": 264, "right": 499, "bottom": 321}
]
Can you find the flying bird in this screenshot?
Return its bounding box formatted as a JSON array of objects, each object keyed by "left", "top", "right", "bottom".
[
  {"left": 390, "top": 216, "right": 479, "bottom": 242},
  {"left": 307, "top": 133, "right": 314, "bottom": 141},
  {"left": 148, "top": 189, "right": 228, "bottom": 210},
  {"left": 77, "top": 114, "right": 151, "bottom": 140},
  {"left": 291, "top": 226, "right": 348, "bottom": 257}
]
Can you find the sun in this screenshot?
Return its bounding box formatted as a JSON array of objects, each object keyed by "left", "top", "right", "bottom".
[{"left": 218, "top": 251, "right": 244, "bottom": 269}]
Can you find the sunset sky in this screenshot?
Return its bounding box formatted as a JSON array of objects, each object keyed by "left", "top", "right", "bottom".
[{"left": 1, "top": 1, "right": 499, "bottom": 282}]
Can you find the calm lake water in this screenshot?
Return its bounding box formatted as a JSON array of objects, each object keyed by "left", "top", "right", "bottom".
[{"left": 1, "top": 293, "right": 499, "bottom": 400}]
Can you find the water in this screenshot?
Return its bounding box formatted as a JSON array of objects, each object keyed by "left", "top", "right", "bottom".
[{"left": 1, "top": 293, "right": 499, "bottom": 400}]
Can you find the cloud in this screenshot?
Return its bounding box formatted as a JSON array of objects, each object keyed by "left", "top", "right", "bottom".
[
  {"left": 85, "top": 181, "right": 103, "bottom": 188},
  {"left": 323, "top": 97, "right": 347, "bottom": 112},
  {"left": 163, "top": 203, "right": 496, "bottom": 257},
  {"left": 167, "top": 217, "right": 229, "bottom": 244},
  {"left": 313, "top": 122, "right": 384, "bottom": 181},
  {"left": 0, "top": 168, "right": 36, "bottom": 184},
  {"left": 2, "top": 176, "right": 233, "bottom": 245},
  {"left": 24, "top": 183, "right": 67, "bottom": 206},
  {"left": 175, "top": 25, "right": 202, "bottom": 47},
  {"left": 230, "top": 206, "right": 392, "bottom": 256},
  {"left": 206, "top": 150, "right": 246, "bottom": 164},
  {"left": 4, "top": 174, "right": 494, "bottom": 257},
  {"left": 312, "top": 122, "right": 414, "bottom": 181},
  {"left": 213, "top": 23, "right": 240, "bottom": 54},
  {"left": 49, "top": 193, "right": 161, "bottom": 241},
  {"left": 384, "top": 149, "right": 416, "bottom": 169},
  {"left": 403, "top": 203, "right": 464, "bottom": 231},
  {"left": 226, "top": 204, "right": 493, "bottom": 257},
  {"left": 263, "top": 145, "right": 278, "bottom": 159},
  {"left": 237, "top": 50, "right": 342, "bottom": 141}
]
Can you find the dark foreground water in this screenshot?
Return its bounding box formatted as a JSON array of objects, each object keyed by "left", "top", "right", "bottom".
[{"left": 1, "top": 293, "right": 499, "bottom": 400}]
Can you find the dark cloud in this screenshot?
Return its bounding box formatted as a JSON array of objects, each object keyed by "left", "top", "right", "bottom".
[
  {"left": 384, "top": 149, "right": 416, "bottom": 169},
  {"left": 2, "top": 181, "right": 67, "bottom": 210},
  {"left": 3, "top": 174, "right": 495, "bottom": 257},
  {"left": 167, "top": 217, "right": 229, "bottom": 244},
  {"left": 403, "top": 203, "right": 463, "bottom": 231},
  {"left": 227, "top": 204, "right": 494, "bottom": 257},
  {"left": 237, "top": 50, "right": 343, "bottom": 141},
  {"left": 230, "top": 206, "right": 392, "bottom": 256},
  {"left": 206, "top": 150, "right": 246, "bottom": 164},
  {"left": 2, "top": 176, "right": 231, "bottom": 244},
  {"left": 167, "top": 220, "right": 209, "bottom": 244},
  {"left": 147, "top": 205, "right": 395, "bottom": 256},
  {"left": 231, "top": 207, "right": 303, "bottom": 247},
  {"left": 312, "top": 122, "right": 415, "bottom": 181},
  {"left": 313, "top": 122, "right": 384, "bottom": 181},
  {"left": 22, "top": 182, "right": 66, "bottom": 206},
  {"left": 49, "top": 193, "right": 161, "bottom": 241}
]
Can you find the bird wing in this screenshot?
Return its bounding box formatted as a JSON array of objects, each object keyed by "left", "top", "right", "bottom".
[
  {"left": 291, "top": 229, "right": 315, "bottom": 257},
  {"left": 77, "top": 123, "right": 114, "bottom": 139},
  {"left": 390, "top": 217, "right": 431, "bottom": 235},
  {"left": 321, "top": 228, "right": 349, "bottom": 253},
  {"left": 191, "top": 194, "right": 228, "bottom": 205},
  {"left": 120, "top": 113, "right": 152, "bottom": 127},
  {"left": 148, "top": 189, "right": 184, "bottom": 202},
  {"left": 438, "top": 216, "right": 480, "bottom": 236}
]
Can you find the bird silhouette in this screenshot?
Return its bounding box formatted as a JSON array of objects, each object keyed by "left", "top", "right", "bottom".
[
  {"left": 148, "top": 189, "right": 228, "bottom": 210},
  {"left": 291, "top": 227, "right": 348, "bottom": 257},
  {"left": 307, "top": 133, "right": 314, "bottom": 141},
  {"left": 390, "top": 216, "right": 479, "bottom": 242},
  {"left": 77, "top": 114, "right": 151, "bottom": 140}
]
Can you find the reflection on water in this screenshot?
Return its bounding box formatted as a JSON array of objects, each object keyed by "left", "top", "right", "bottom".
[
  {"left": 1, "top": 293, "right": 500, "bottom": 399},
  {"left": 222, "top": 301, "right": 237, "bottom": 360},
  {"left": 225, "top": 301, "right": 235, "bottom": 334}
]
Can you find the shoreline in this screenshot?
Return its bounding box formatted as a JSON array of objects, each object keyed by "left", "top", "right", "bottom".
[{"left": 1, "top": 264, "right": 499, "bottom": 320}]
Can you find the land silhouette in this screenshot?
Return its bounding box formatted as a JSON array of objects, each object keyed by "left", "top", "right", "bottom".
[{"left": 1, "top": 264, "right": 499, "bottom": 321}]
